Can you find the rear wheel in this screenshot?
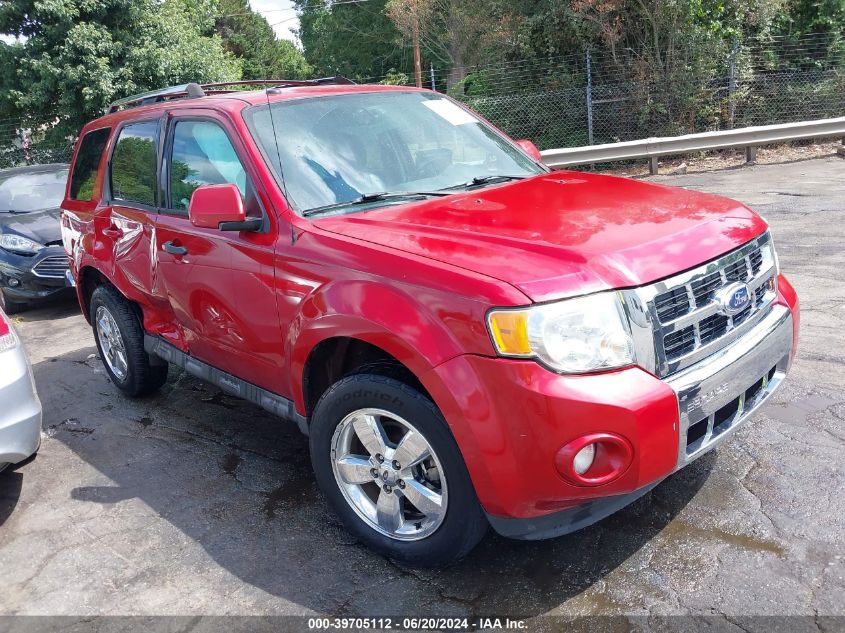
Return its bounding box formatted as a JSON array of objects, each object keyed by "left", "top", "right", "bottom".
[
  {"left": 0, "top": 291, "right": 27, "bottom": 315},
  {"left": 310, "top": 374, "right": 487, "bottom": 566},
  {"left": 90, "top": 285, "right": 167, "bottom": 397}
]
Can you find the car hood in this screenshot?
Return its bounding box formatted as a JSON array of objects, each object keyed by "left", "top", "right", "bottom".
[
  {"left": 0, "top": 207, "right": 62, "bottom": 245},
  {"left": 313, "top": 171, "right": 769, "bottom": 303}
]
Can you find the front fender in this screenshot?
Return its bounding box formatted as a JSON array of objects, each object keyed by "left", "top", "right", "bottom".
[{"left": 288, "top": 279, "right": 477, "bottom": 414}]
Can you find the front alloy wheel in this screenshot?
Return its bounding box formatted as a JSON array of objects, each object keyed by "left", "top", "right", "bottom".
[
  {"left": 310, "top": 374, "right": 488, "bottom": 566},
  {"left": 331, "top": 408, "right": 447, "bottom": 540}
]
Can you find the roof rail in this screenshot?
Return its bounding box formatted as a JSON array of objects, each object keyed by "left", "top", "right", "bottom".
[{"left": 106, "top": 77, "right": 356, "bottom": 113}]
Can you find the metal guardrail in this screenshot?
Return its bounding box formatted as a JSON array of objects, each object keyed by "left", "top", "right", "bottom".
[{"left": 540, "top": 116, "right": 845, "bottom": 173}]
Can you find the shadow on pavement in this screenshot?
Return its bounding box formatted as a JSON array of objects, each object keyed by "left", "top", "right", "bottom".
[
  {"left": 0, "top": 469, "right": 23, "bottom": 527},
  {"left": 11, "top": 297, "right": 80, "bottom": 323},
  {"left": 31, "top": 346, "right": 713, "bottom": 617}
]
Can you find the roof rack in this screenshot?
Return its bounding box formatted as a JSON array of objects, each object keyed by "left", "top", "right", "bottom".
[{"left": 106, "top": 77, "right": 356, "bottom": 113}]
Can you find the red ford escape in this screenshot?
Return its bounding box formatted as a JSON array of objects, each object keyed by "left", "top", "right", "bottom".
[{"left": 61, "top": 79, "right": 799, "bottom": 565}]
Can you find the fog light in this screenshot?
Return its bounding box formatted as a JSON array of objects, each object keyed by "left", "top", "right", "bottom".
[
  {"left": 7, "top": 277, "right": 20, "bottom": 288},
  {"left": 573, "top": 443, "right": 596, "bottom": 475},
  {"left": 555, "top": 432, "right": 634, "bottom": 486}
]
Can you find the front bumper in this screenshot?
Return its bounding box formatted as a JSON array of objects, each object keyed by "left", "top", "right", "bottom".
[
  {"left": 0, "top": 245, "right": 74, "bottom": 305},
  {"left": 424, "top": 275, "right": 798, "bottom": 538},
  {"left": 0, "top": 341, "right": 42, "bottom": 466},
  {"left": 670, "top": 304, "right": 792, "bottom": 470}
]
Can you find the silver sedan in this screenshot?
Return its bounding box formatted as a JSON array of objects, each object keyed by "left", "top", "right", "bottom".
[{"left": 0, "top": 307, "right": 41, "bottom": 471}]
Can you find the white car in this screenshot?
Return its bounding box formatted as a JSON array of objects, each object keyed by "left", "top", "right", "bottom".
[{"left": 0, "top": 307, "right": 41, "bottom": 472}]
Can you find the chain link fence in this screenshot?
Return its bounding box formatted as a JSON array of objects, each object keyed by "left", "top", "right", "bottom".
[
  {"left": 1, "top": 33, "right": 842, "bottom": 168},
  {"left": 385, "top": 32, "right": 845, "bottom": 151}
]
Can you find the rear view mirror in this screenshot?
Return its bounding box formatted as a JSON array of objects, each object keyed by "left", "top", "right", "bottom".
[
  {"left": 515, "top": 139, "right": 543, "bottom": 162},
  {"left": 188, "top": 184, "right": 261, "bottom": 232}
]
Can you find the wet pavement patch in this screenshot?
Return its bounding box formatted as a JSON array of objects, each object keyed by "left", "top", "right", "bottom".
[
  {"left": 661, "top": 520, "right": 786, "bottom": 557},
  {"left": 222, "top": 452, "right": 242, "bottom": 476},
  {"left": 200, "top": 391, "right": 237, "bottom": 410},
  {"left": 263, "top": 478, "right": 316, "bottom": 519},
  {"left": 765, "top": 394, "right": 838, "bottom": 424}
]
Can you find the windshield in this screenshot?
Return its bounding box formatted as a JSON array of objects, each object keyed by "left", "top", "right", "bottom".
[
  {"left": 246, "top": 91, "right": 544, "bottom": 214},
  {"left": 0, "top": 169, "right": 69, "bottom": 212}
]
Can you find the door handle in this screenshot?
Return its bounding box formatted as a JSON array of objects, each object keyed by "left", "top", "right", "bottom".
[{"left": 162, "top": 241, "right": 188, "bottom": 256}]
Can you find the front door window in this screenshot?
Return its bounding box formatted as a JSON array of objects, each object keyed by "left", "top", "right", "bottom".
[{"left": 169, "top": 120, "right": 247, "bottom": 212}]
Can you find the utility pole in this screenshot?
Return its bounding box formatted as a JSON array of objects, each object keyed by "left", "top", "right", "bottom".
[
  {"left": 586, "top": 50, "right": 594, "bottom": 146},
  {"left": 728, "top": 39, "right": 739, "bottom": 129},
  {"left": 412, "top": 10, "right": 423, "bottom": 88}
]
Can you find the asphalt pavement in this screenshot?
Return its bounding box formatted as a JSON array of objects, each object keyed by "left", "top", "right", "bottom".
[{"left": 1, "top": 156, "right": 843, "bottom": 627}]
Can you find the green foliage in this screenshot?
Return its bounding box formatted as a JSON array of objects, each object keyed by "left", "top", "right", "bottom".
[
  {"left": 294, "top": 0, "right": 413, "bottom": 80},
  {"left": 378, "top": 69, "right": 410, "bottom": 85},
  {"left": 0, "top": 0, "right": 241, "bottom": 137},
  {"left": 215, "top": 0, "right": 312, "bottom": 79},
  {"left": 447, "top": 72, "right": 491, "bottom": 97},
  {"left": 773, "top": 0, "right": 845, "bottom": 35},
  {"left": 1, "top": 0, "right": 843, "bottom": 163}
]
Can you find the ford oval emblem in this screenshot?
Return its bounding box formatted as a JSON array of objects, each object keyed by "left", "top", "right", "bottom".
[{"left": 716, "top": 282, "right": 751, "bottom": 316}]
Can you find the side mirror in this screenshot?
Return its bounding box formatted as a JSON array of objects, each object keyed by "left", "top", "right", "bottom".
[
  {"left": 515, "top": 139, "right": 543, "bottom": 163},
  {"left": 188, "top": 184, "right": 261, "bottom": 232}
]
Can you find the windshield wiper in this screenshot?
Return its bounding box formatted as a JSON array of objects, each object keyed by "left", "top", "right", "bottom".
[
  {"left": 0, "top": 209, "right": 29, "bottom": 214},
  {"left": 303, "top": 191, "right": 450, "bottom": 217},
  {"left": 441, "top": 174, "right": 528, "bottom": 191}
]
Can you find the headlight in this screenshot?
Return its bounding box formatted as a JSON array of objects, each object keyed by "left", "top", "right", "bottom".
[
  {"left": 768, "top": 234, "right": 780, "bottom": 274},
  {"left": 487, "top": 292, "right": 635, "bottom": 374},
  {"left": 0, "top": 233, "right": 44, "bottom": 254},
  {"left": 758, "top": 223, "right": 780, "bottom": 275}
]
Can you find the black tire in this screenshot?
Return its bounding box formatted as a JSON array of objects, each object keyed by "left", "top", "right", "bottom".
[
  {"left": 90, "top": 285, "right": 167, "bottom": 397},
  {"left": 310, "top": 374, "right": 488, "bottom": 566},
  {"left": 0, "top": 291, "right": 27, "bottom": 315}
]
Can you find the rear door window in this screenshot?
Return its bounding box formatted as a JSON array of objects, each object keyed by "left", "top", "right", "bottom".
[
  {"left": 110, "top": 121, "right": 160, "bottom": 207},
  {"left": 70, "top": 127, "right": 110, "bottom": 201}
]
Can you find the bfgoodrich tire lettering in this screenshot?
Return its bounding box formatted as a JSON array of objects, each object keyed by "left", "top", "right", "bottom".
[
  {"left": 90, "top": 285, "right": 167, "bottom": 397},
  {"left": 310, "top": 374, "right": 488, "bottom": 566}
]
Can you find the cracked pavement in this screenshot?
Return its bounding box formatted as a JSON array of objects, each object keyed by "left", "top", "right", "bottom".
[{"left": 0, "top": 157, "right": 843, "bottom": 623}]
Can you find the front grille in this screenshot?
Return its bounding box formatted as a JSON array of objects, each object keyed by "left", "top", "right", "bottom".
[
  {"left": 749, "top": 250, "right": 763, "bottom": 275},
  {"left": 663, "top": 326, "right": 696, "bottom": 357},
  {"left": 698, "top": 313, "right": 728, "bottom": 344},
  {"left": 630, "top": 233, "right": 778, "bottom": 377},
  {"left": 690, "top": 272, "right": 722, "bottom": 306},
  {"left": 723, "top": 258, "right": 748, "bottom": 281},
  {"left": 654, "top": 286, "right": 689, "bottom": 322},
  {"left": 32, "top": 255, "right": 70, "bottom": 279},
  {"left": 685, "top": 365, "right": 778, "bottom": 454}
]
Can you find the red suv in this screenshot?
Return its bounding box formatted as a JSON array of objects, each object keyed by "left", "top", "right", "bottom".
[{"left": 61, "top": 79, "right": 799, "bottom": 565}]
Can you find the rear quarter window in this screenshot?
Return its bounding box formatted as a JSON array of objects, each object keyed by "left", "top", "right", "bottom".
[
  {"left": 69, "top": 127, "right": 111, "bottom": 201},
  {"left": 110, "top": 121, "right": 159, "bottom": 207}
]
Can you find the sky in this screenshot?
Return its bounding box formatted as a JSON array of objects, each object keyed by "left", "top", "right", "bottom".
[
  {"left": 249, "top": 0, "right": 301, "bottom": 44},
  {"left": 0, "top": 1, "right": 302, "bottom": 46}
]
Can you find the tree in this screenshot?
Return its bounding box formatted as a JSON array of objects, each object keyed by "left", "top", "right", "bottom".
[
  {"left": 773, "top": 0, "right": 845, "bottom": 36},
  {"left": 215, "top": 0, "right": 312, "bottom": 79},
  {"left": 386, "top": 0, "right": 505, "bottom": 89},
  {"left": 0, "top": 0, "right": 241, "bottom": 139},
  {"left": 294, "top": 0, "right": 414, "bottom": 80}
]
